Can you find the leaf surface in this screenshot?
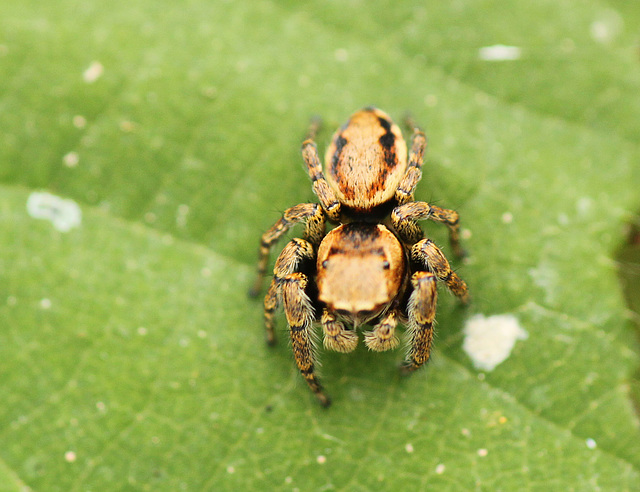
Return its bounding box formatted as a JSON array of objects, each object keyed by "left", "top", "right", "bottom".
[{"left": 1, "top": 0, "right": 639, "bottom": 490}]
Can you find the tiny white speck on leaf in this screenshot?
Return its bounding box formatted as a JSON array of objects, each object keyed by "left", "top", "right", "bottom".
[
  {"left": 72, "top": 115, "right": 87, "bottom": 128},
  {"left": 501, "top": 212, "right": 513, "bottom": 224},
  {"left": 478, "top": 45, "right": 521, "bottom": 61},
  {"left": 463, "top": 314, "right": 528, "bottom": 371},
  {"left": 424, "top": 94, "right": 438, "bottom": 107},
  {"left": 40, "top": 298, "right": 52, "bottom": 309},
  {"left": 576, "top": 196, "right": 593, "bottom": 216},
  {"left": 316, "top": 455, "right": 327, "bottom": 464},
  {"left": 590, "top": 10, "right": 623, "bottom": 43},
  {"left": 334, "top": 48, "right": 348, "bottom": 62},
  {"left": 176, "top": 204, "right": 190, "bottom": 228},
  {"left": 226, "top": 465, "right": 235, "bottom": 474},
  {"left": 435, "top": 464, "right": 446, "bottom": 474},
  {"left": 83, "top": 61, "right": 104, "bottom": 83},
  {"left": 586, "top": 438, "right": 597, "bottom": 449},
  {"left": 405, "top": 443, "right": 414, "bottom": 453},
  {"left": 64, "top": 451, "right": 76, "bottom": 463},
  {"left": 477, "top": 448, "right": 488, "bottom": 457},
  {"left": 63, "top": 151, "right": 79, "bottom": 168},
  {"left": 27, "top": 192, "right": 82, "bottom": 232}
]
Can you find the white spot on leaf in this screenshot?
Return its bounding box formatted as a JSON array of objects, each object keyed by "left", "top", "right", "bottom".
[
  {"left": 463, "top": 314, "right": 528, "bottom": 371},
  {"left": 478, "top": 45, "right": 521, "bottom": 61},
  {"left": 528, "top": 259, "right": 559, "bottom": 304},
  {"left": 334, "top": 48, "right": 348, "bottom": 62},
  {"left": 590, "top": 10, "right": 623, "bottom": 43},
  {"left": 72, "top": 115, "right": 87, "bottom": 129},
  {"left": 63, "top": 151, "right": 79, "bottom": 168},
  {"left": 83, "top": 61, "right": 104, "bottom": 83},
  {"left": 27, "top": 192, "right": 82, "bottom": 232}
]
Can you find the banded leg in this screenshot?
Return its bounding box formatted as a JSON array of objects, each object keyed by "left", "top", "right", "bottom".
[
  {"left": 301, "top": 120, "right": 341, "bottom": 222},
  {"left": 401, "top": 271, "right": 438, "bottom": 374},
  {"left": 263, "top": 238, "right": 315, "bottom": 345},
  {"left": 365, "top": 309, "right": 400, "bottom": 352},
  {"left": 391, "top": 201, "right": 464, "bottom": 258},
  {"left": 249, "top": 202, "right": 325, "bottom": 297},
  {"left": 282, "top": 272, "right": 330, "bottom": 407},
  {"left": 412, "top": 239, "right": 469, "bottom": 304},
  {"left": 322, "top": 308, "right": 358, "bottom": 353},
  {"left": 395, "top": 124, "right": 427, "bottom": 206}
]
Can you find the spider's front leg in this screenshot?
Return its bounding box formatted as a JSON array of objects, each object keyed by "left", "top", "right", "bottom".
[
  {"left": 265, "top": 238, "right": 331, "bottom": 407},
  {"left": 282, "top": 272, "right": 329, "bottom": 407},
  {"left": 401, "top": 271, "right": 438, "bottom": 374}
]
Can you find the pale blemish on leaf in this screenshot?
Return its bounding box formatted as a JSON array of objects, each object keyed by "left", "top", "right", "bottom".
[
  {"left": 83, "top": 61, "right": 104, "bottom": 83},
  {"left": 27, "top": 191, "right": 82, "bottom": 232},
  {"left": 528, "top": 259, "right": 559, "bottom": 304},
  {"left": 463, "top": 314, "right": 528, "bottom": 371},
  {"left": 63, "top": 151, "right": 79, "bottom": 168},
  {"left": 478, "top": 45, "right": 521, "bottom": 61}
]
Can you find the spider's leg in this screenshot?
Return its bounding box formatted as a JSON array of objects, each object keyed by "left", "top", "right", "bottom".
[
  {"left": 391, "top": 201, "right": 464, "bottom": 258},
  {"left": 264, "top": 238, "right": 330, "bottom": 406},
  {"left": 301, "top": 127, "right": 341, "bottom": 222},
  {"left": 411, "top": 239, "right": 469, "bottom": 304},
  {"left": 401, "top": 271, "right": 438, "bottom": 374},
  {"left": 263, "top": 238, "right": 315, "bottom": 345},
  {"left": 282, "top": 271, "right": 330, "bottom": 407},
  {"left": 249, "top": 203, "right": 325, "bottom": 297},
  {"left": 395, "top": 123, "right": 427, "bottom": 206}
]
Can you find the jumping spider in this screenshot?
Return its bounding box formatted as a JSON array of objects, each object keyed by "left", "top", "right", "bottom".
[{"left": 250, "top": 107, "right": 469, "bottom": 407}]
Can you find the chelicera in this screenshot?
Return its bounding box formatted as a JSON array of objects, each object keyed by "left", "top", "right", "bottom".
[{"left": 249, "top": 107, "right": 469, "bottom": 407}]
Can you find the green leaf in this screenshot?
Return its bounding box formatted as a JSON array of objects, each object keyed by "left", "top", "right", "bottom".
[{"left": 1, "top": 0, "right": 639, "bottom": 490}]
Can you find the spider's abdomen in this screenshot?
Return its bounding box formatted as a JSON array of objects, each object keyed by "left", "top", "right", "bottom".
[{"left": 324, "top": 108, "right": 408, "bottom": 212}]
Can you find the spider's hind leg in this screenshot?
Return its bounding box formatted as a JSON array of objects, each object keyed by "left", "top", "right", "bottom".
[{"left": 395, "top": 121, "right": 427, "bottom": 206}]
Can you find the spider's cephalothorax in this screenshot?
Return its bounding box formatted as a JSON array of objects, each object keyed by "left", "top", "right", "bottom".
[{"left": 250, "top": 107, "right": 469, "bottom": 407}]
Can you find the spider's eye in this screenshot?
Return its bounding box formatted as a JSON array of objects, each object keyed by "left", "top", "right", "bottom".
[
  {"left": 322, "top": 260, "right": 329, "bottom": 268},
  {"left": 382, "top": 260, "right": 390, "bottom": 270}
]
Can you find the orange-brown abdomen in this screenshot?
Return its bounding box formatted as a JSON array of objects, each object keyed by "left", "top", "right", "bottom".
[{"left": 324, "top": 108, "right": 408, "bottom": 211}]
